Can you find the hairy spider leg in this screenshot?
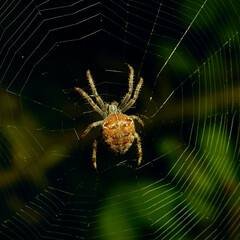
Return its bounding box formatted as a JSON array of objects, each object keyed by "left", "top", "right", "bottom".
[
  {"left": 87, "top": 70, "right": 107, "bottom": 116},
  {"left": 130, "top": 115, "right": 144, "bottom": 127},
  {"left": 119, "top": 64, "right": 134, "bottom": 109},
  {"left": 80, "top": 120, "right": 103, "bottom": 139},
  {"left": 75, "top": 87, "right": 105, "bottom": 117},
  {"left": 121, "top": 77, "right": 143, "bottom": 113},
  {"left": 92, "top": 138, "right": 98, "bottom": 170},
  {"left": 134, "top": 132, "right": 142, "bottom": 168}
]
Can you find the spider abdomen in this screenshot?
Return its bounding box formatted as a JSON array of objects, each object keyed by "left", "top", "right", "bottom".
[{"left": 102, "top": 113, "right": 135, "bottom": 154}]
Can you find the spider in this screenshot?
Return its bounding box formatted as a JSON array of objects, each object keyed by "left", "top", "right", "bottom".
[{"left": 75, "top": 64, "right": 144, "bottom": 171}]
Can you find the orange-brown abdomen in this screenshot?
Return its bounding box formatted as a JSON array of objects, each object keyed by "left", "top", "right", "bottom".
[{"left": 102, "top": 113, "right": 135, "bottom": 154}]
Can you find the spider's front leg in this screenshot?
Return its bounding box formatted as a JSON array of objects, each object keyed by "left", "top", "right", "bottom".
[
  {"left": 75, "top": 87, "right": 105, "bottom": 117},
  {"left": 121, "top": 77, "right": 143, "bottom": 113},
  {"left": 87, "top": 70, "right": 107, "bottom": 115},
  {"left": 119, "top": 64, "right": 134, "bottom": 109}
]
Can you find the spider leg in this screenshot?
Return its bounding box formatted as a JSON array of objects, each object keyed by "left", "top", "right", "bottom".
[
  {"left": 87, "top": 70, "right": 107, "bottom": 115},
  {"left": 121, "top": 77, "right": 143, "bottom": 113},
  {"left": 75, "top": 87, "right": 105, "bottom": 117},
  {"left": 130, "top": 115, "right": 144, "bottom": 127},
  {"left": 92, "top": 138, "right": 99, "bottom": 171},
  {"left": 80, "top": 120, "right": 103, "bottom": 139},
  {"left": 134, "top": 132, "right": 142, "bottom": 169},
  {"left": 119, "top": 64, "right": 134, "bottom": 109}
]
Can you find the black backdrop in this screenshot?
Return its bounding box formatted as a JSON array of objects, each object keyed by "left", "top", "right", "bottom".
[{"left": 0, "top": 0, "right": 240, "bottom": 239}]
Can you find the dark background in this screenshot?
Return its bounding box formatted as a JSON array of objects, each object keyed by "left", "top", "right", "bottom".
[{"left": 0, "top": 0, "right": 240, "bottom": 239}]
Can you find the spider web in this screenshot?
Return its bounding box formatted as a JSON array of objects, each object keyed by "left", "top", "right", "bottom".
[{"left": 0, "top": 0, "right": 240, "bottom": 239}]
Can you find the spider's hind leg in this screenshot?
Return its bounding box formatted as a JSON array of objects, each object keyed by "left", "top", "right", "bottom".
[
  {"left": 134, "top": 132, "right": 142, "bottom": 169},
  {"left": 80, "top": 120, "right": 103, "bottom": 139},
  {"left": 130, "top": 115, "right": 144, "bottom": 128},
  {"left": 92, "top": 138, "right": 99, "bottom": 171}
]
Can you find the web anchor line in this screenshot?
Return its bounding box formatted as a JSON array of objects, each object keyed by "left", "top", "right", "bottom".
[{"left": 151, "top": 0, "right": 208, "bottom": 95}]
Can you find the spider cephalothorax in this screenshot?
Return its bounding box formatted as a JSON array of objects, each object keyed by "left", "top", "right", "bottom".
[{"left": 75, "top": 64, "right": 144, "bottom": 170}]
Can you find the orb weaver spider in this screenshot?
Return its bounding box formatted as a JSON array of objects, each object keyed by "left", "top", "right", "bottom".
[{"left": 75, "top": 64, "right": 144, "bottom": 171}]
